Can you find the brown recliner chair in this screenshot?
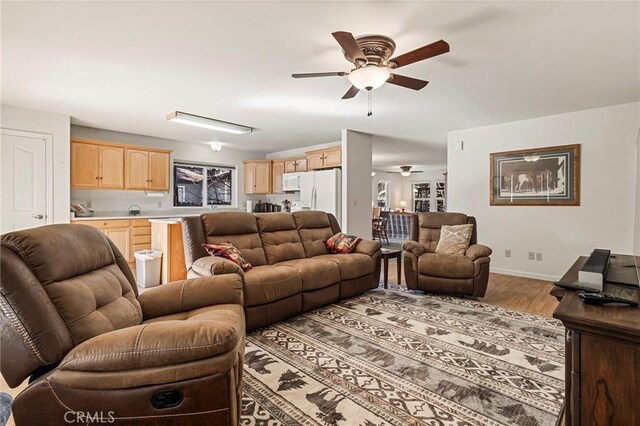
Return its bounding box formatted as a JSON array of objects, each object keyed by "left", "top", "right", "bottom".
[
  {"left": 403, "top": 212, "right": 492, "bottom": 297},
  {"left": 1, "top": 224, "right": 245, "bottom": 425}
]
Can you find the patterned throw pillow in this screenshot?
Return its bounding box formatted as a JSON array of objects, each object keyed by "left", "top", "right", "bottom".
[
  {"left": 202, "top": 243, "right": 253, "bottom": 271},
  {"left": 435, "top": 224, "right": 473, "bottom": 256},
  {"left": 324, "top": 232, "right": 362, "bottom": 254}
]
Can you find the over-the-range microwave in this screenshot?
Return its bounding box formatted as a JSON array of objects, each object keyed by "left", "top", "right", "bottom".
[{"left": 282, "top": 173, "right": 301, "bottom": 191}]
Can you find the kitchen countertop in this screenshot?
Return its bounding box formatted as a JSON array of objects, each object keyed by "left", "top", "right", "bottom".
[{"left": 72, "top": 208, "right": 244, "bottom": 221}]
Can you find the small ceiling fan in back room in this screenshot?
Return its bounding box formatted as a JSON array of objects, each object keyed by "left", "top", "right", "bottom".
[
  {"left": 292, "top": 31, "right": 450, "bottom": 116},
  {"left": 388, "top": 166, "right": 424, "bottom": 177}
]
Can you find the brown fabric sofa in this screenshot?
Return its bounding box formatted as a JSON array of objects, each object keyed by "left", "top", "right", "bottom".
[
  {"left": 403, "top": 212, "right": 492, "bottom": 297},
  {"left": 1, "top": 224, "right": 245, "bottom": 425},
  {"left": 182, "top": 211, "right": 382, "bottom": 330}
]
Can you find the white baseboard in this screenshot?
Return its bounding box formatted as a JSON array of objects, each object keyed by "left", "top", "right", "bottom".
[{"left": 491, "top": 267, "right": 560, "bottom": 283}]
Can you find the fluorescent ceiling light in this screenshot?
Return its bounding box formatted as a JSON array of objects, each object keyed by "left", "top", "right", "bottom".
[{"left": 166, "top": 111, "right": 253, "bottom": 135}]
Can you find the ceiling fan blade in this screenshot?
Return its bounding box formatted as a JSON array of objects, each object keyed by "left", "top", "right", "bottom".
[
  {"left": 388, "top": 40, "right": 450, "bottom": 68},
  {"left": 332, "top": 31, "right": 366, "bottom": 62},
  {"left": 388, "top": 74, "right": 429, "bottom": 90},
  {"left": 342, "top": 85, "right": 360, "bottom": 99},
  {"left": 292, "top": 72, "right": 347, "bottom": 78}
]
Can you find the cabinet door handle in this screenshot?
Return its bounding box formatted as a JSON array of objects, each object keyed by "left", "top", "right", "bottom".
[{"left": 96, "top": 176, "right": 100, "bottom": 179}]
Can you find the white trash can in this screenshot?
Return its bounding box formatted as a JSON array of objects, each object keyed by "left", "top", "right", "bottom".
[{"left": 135, "top": 250, "right": 163, "bottom": 288}]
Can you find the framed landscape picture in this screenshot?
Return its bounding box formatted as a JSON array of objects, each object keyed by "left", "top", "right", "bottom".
[{"left": 490, "top": 144, "right": 580, "bottom": 206}]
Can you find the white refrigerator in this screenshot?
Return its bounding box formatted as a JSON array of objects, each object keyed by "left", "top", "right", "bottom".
[{"left": 298, "top": 169, "right": 341, "bottom": 223}]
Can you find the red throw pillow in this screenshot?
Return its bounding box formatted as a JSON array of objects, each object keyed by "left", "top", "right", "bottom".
[
  {"left": 202, "top": 243, "right": 253, "bottom": 271},
  {"left": 324, "top": 232, "right": 362, "bottom": 254}
]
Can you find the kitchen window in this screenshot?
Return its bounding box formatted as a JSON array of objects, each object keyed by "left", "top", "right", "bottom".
[{"left": 173, "top": 161, "right": 234, "bottom": 207}]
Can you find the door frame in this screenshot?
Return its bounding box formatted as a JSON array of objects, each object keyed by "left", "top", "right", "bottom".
[{"left": 0, "top": 128, "right": 54, "bottom": 225}]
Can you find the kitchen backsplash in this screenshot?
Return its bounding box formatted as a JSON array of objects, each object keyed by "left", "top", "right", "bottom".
[{"left": 71, "top": 189, "right": 262, "bottom": 215}]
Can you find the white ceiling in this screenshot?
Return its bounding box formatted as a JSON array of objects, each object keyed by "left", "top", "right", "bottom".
[{"left": 2, "top": 1, "right": 638, "bottom": 169}]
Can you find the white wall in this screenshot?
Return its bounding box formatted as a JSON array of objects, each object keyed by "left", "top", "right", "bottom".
[
  {"left": 1, "top": 105, "right": 71, "bottom": 223},
  {"left": 71, "top": 126, "right": 265, "bottom": 214},
  {"left": 635, "top": 128, "right": 640, "bottom": 254},
  {"left": 342, "top": 129, "right": 373, "bottom": 237},
  {"left": 448, "top": 102, "right": 639, "bottom": 281}
]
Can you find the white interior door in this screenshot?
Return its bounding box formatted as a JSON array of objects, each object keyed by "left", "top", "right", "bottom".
[{"left": 1, "top": 131, "right": 49, "bottom": 233}]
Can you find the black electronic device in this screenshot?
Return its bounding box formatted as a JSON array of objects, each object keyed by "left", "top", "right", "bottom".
[{"left": 577, "top": 292, "right": 638, "bottom": 306}]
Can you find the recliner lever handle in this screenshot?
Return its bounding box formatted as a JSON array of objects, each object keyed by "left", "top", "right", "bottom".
[{"left": 151, "top": 389, "right": 183, "bottom": 409}]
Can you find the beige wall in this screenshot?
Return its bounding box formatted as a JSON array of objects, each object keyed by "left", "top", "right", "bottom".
[{"left": 448, "top": 102, "right": 639, "bottom": 280}]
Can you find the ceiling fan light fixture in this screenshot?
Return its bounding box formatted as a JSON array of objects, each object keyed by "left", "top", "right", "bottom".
[
  {"left": 400, "top": 165, "right": 413, "bottom": 177},
  {"left": 347, "top": 66, "right": 391, "bottom": 91}
]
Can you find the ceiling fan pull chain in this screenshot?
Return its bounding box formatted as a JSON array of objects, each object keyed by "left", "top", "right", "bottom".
[{"left": 367, "top": 90, "right": 373, "bottom": 117}]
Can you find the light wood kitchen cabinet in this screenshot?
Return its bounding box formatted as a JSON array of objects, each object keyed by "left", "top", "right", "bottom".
[
  {"left": 125, "top": 149, "right": 149, "bottom": 189},
  {"left": 306, "top": 147, "right": 342, "bottom": 170},
  {"left": 244, "top": 160, "right": 272, "bottom": 194},
  {"left": 99, "top": 146, "right": 125, "bottom": 188},
  {"left": 125, "top": 149, "right": 171, "bottom": 191},
  {"left": 271, "top": 160, "right": 285, "bottom": 194},
  {"left": 104, "top": 227, "right": 131, "bottom": 260},
  {"left": 71, "top": 138, "right": 171, "bottom": 192},
  {"left": 284, "top": 157, "right": 308, "bottom": 173},
  {"left": 72, "top": 142, "right": 124, "bottom": 189},
  {"left": 148, "top": 152, "right": 170, "bottom": 191},
  {"left": 72, "top": 142, "right": 100, "bottom": 188}
]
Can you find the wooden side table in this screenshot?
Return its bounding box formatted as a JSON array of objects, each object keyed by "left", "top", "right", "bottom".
[{"left": 380, "top": 248, "right": 402, "bottom": 288}]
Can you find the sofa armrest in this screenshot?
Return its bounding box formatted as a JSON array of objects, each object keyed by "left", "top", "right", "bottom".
[
  {"left": 465, "top": 244, "right": 493, "bottom": 261},
  {"left": 57, "top": 317, "right": 243, "bottom": 373},
  {"left": 192, "top": 255, "right": 245, "bottom": 278},
  {"left": 353, "top": 239, "right": 382, "bottom": 256},
  {"left": 138, "top": 275, "right": 244, "bottom": 320},
  {"left": 402, "top": 241, "right": 427, "bottom": 256}
]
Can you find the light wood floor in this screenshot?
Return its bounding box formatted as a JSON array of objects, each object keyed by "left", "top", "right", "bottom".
[
  {"left": 384, "top": 258, "right": 559, "bottom": 317},
  {"left": 1, "top": 260, "right": 559, "bottom": 425}
]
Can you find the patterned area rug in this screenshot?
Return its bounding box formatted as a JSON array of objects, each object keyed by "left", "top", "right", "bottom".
[{"left": 240, "top": 288, "right": 565, "bottom": 426}]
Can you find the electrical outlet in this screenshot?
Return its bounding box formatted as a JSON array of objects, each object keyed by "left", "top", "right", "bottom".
[
  {"left": 528, "top": 251, "right": 535, "bottom": 260},
  {"left": 157, "top": 201, "right": 162, "bottom": 208},
  {"left": 536, "top": 252, "right": 543, "bottom": 261},
  {"left": 505, "top": 249, "right": 511, "bottom": 258},
  {"left": 86, "top": 201, "right": 92, "bottom": 209}
]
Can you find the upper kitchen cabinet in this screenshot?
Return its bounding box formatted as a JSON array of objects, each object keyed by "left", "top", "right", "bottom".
[
  {"left": 71, "top": 140, "right": 124, "bottom": 189},
  {"left": 148, "top": 151, "right": 170, "bottom": 191},
  {"left": 125, "top": 149, "right": 149, "bottom": 189},
  {"left": 244, "top": 160, "right": 272, "bottom": 194},
  {"left": 125, "top": 149, "right": 171, "bottom": 191},
  {"left": 71, "top": 138, "right": 171, "bottom": 191},
  {"left": 271, "top": 160, "right": 285, "bottom": 194},
  {"left": 284, "top": 157, "right": 308, "bottom": 173},
  {"left": 306, "top": 147, "right": 342, "bottom": 170}
]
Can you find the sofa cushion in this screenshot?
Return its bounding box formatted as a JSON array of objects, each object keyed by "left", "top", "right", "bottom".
[
  {"left": 418, "top": 212, "right": 469, "bottom": 252},
  {"left": 201, "top": 212, "right": 267, "bottom": 266},
  {"left": 325, "top": 233, "right": 362, "bottom": 254},
  {"left": 435, "top": 224, "right": 473, "bottom": 256},
  {"left": 418, "top": 253, "right": 475, "bottom": 278},
  {"left": 277, "top": 258, "right": 340, "bottom": 291},
  {"left": 313, "top": 253, "right": 373, "bottom": 280},
  {"left": 202, "top": 243, "right": 253, "bottom": 271},
  {"left": 243, "top": 265, "right": 302, "bottom": 306},
  {"left": 293, "top": 211, "right": 335, "bottom": 257},
  {"left": 256, "top": 213, "right": 306, "bottom": 264}
]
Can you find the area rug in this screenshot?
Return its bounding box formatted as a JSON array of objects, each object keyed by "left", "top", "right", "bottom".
[{"left": 240, "top": 288, "right": 565, "bottom": 426}]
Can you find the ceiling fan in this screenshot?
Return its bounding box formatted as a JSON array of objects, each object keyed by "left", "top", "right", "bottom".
[
  {"left": 389, "top": 166, "right": 424, "bottom": 177},
  {"left": 292, "top": 31, "right": 450, "bottom": 101}
]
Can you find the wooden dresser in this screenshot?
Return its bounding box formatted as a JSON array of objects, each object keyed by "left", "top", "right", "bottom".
[{"left": 552, "top": 255, "right": 640, "bottom": 426}]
